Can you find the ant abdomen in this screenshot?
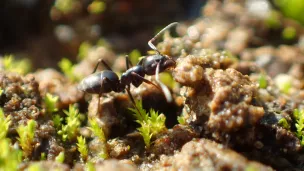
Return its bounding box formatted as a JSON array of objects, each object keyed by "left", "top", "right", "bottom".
[{"left": 78, "top": 70, "right": 120, "bottom": 94}]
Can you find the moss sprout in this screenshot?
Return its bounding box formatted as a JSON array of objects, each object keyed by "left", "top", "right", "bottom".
[
  {"left": 0, "top": 139, "right": 22, "bottom": 171},
  {"left": 44, "top": 93, "right": 59, "bottom": 113},
  {"left": 2, "top": 55, "right": 31, "bottom": 75},
  {"left": 55, "top": 152, "right": 65, "bottom": 163},
  {"left": 129, "top": 49, "right": 142, "bottom": 65},
  {"left": 17, "top": 120, "right": 37, "bottom": 158},
  {"left": 88, "top": 0, "right": 106, "bottom": 14},
  {"left": 88, "top": 118, "right": 108, "bottom": 159},
  {"left": 77, "top": 136, "right": 88, "bottom": 162},
  {"left": 294, "top": 109, "right": 304, "bottom": 145},
  {"left": 85, "top": 162, "right": 96, "bottom": 171},
  {"left": 258, "top": 74, "right": 268, "bottom": 89},
  {"left": 282, "top": 26, "right": 297, "bottom": 40},
  {"left": 58, "top": 105, "right": 81, "bottom": 141},
  {"left": 0, "top": 108, "right": 11, "bottom": 139},
  {"left": 129, "top": 100, "right": 167, "bottom": 148},
  {"left": 274, "top": 74, "right": 292, "bottom": 94},
  {"left": 278, "top": 118, "right": 290, "bottom": 129},
  {"left": 275, "top": 0, "right": 304, "bottom": 25},
  {"left": 265, "top": 10, "right": 282, "bottom": 29},
  {"left": 78, "top": 41, "right": 92, "bottom": 60},
  {"left": 58, "top": 58, "right": 81, "bottom": 82},
  {"left": 27, "top": 163, "right": 42, "bottom": 171},
  {"left": 177, "top": 115, "right": 186, "bottom": 125}
]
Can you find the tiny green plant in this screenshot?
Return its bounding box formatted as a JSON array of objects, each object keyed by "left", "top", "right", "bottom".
[
  {"left": 0, "top": 108, "right": 11, "bottom": 139},
  {"left": 88, "top": 0, "right": 106, "bottom": 14},
  {"left": 294, "top": 109, "right": 304, "bottom": 145},
  {"left": 55, "top": 151, "right": 65, "bottom": 163},
  {"left": 282, "top": 26, "right": 297, "bottom": 40},
  {"left": 78, "top": 41, "right": 92, "bottom": 60},
  {"left": 27, "top": 163, "right": 42, "bottom": 171},
  {"left": 275, "top": 0, "right": 304, "bottom": 25},
  {"left": 2, "top": 54, "right": 31, "bottom": 75},
  {"left": 17, "top": 120, "right": 37, "bottom": 158},
  {"left": 177, "top": 115, "right": 186, "bottom": 125},
  {"left": 53, "top": 114, "right": 63, "bottom": 130},
  {"left": 0, "top": 88, "right": 3, "bottom": 96},
  {"left": 88, "top": 118, "right": 108, "bottom": 159},
  {"left": 58, "top": 58, "right": 81, "bottom": 82},
  {"left": 0, "top": 139, "right": 22, "bottom": 171},
  {"left": 44, "top": 93, "right": 59, "bottom": 113},
  {"left": 258, "top": 74, "right": 268, "bottom": 89},
  {"left": 274, "top": 74, "right": 292, "bottom": 94},
  {"left": 54, "top": 0, "right": 74, "bottom": 13},
  {"left": 129, "top": 49, "right": 142, "bottom": 65},
  {"left": 129, "top": 100, "right": 166, "bottom": 148},
  {"left": 86, "top": 162, "right": 96, "bottom": 171},
  {"left": 77, "top": 136, "right": 88, "bottom": 162},
  {"left": 278, "top": 118, "right": 290, "bottom": 129},
  {"left": 58, "top": 105, "right": 81, "bottom": 141}
]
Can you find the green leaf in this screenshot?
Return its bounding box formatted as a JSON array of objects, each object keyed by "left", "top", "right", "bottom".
[
  {"left": 44, "top": 93, "right": 59, "bottom": 113},
  {"left": 17, "top": 120, "right": 37, "bottom": 158},
  {"left": 0, "top": 108, "right": 11, "bottom": 139},
  {"left": 77, "top": 136, "right": 88, "bottom": 161},
  {"left": 55, "top": 152, "right": 65, "bottom": 163}
]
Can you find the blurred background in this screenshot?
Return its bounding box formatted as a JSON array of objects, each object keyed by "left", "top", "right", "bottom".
[
  {"left": 0, "top": 0, "right": 303, "bottom": 69},
  {"left": 0, "top": 0, "right": 205, "bottom": 68}
]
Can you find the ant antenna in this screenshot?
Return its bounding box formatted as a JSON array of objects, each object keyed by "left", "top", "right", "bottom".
[
  {"left": 148, "top": 22, "right": 179, "bottom": 54},
  {"left": 155, "top": 62, "right": 173, "bottom": 102}
]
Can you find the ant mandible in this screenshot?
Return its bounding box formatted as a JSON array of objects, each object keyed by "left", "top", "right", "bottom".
[{"left": 78, "top": 22, "right": 178, "bottom": 110}]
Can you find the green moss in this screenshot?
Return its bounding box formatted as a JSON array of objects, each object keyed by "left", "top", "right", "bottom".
[
  {"left": 275, "top": 0, "right": 304, "bottom": 25},
  {"left": 54, "top": 0, "right": 75, "bottom": 13},
  {"left": 0, "top": 139, "right": 22, "bottom": 171},
  {"left": 17, "top": 120, "right": 37, "bottom": 158},
  {"left": 0, "top": 108, "right": 11, "bottom": 139},
  {"left": 129, "top": 49, "right": 142, "bottom": 65},
  {"left": 293, "top": 109, "right": 304, "bottom": 145},
  {"left": 88, "top": 118, "right": 108, "bottom": 159},
  {"left": 58, "top": 58, "right": 81, "bottom": 82},
  {"left": 27, "top": 163, "right": 42, "bottom": 171},
  {"left": 282, "top": 26, "right": 297, "bottom": 40},
  {"left": 58, "top": 105, "right": 81, "bottom": 141},
  {"left": 278, "top": 118, "right": 290, "bottom": 129},
  {"left": 2, "top": 55, "right": 31, "bottom": 75},
  {"left": 85, "top": 162, "right": 96, "bottom": 171},
  {"left": 55, "top": 152, "right": 65, "bottom": 163},
  {"left": 177, "top": 115, "right": 186, "bottom": 125},
  {"left": 77, "top": 136, "right": 88, "bottom": 162},
  {"left": 265, "top": 10, "right": 282, "bottom": 29},
  {"left": 258, "top": 74, "right": 268, "bottom": 89},
  {"left": 78, "top": 42, "right": 92, "bottom": 60},
  {"left": 129, "top": 100, "right": 166, "bottom": 148},
  {"left": 88, "top": 0, "right": 106, "bottom": 14},
  {"left": 44, "top": 93, "right": 59, "bottom": 113}
]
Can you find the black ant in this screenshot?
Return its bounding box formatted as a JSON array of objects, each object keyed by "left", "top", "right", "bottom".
[{"left": 78, "top": 22, "right": 178, "bottom": 111}]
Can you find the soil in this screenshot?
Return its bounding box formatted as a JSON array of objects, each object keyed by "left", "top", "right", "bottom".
[{"left": 1, "top": 0, "right": 304, "bottom": 170}]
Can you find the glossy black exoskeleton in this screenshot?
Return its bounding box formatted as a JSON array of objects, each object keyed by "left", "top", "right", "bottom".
[{"left": 78, "top": 22, "right": 178, "bottom": 106}]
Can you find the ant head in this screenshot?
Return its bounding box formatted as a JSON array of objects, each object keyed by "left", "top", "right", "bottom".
[{"left": 162, "top": 55, "right": 176, "bottom": 70}]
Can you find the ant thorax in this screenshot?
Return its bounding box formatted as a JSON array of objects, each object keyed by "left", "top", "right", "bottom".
[{"left": 120, "top": 65, "right": 145, "bottom": 88}]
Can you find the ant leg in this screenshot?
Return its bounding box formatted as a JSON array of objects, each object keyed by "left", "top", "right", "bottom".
[
  {"left": 97, "top": 77, "right": 108, "bottom": 115},
  {"left": 130, "top": 72, "right": 162, "bottom": 91},
  {"left": 125, "top": 55, "right": 133, "bottom": 69},
  {"left": 101, "top": 60, "right": 113, "bottom": 71},
  {"left": 92, "top": 59, "right": 113, "bottom": 74},
  {"left": 148, "top": 22, "right": 179, "bottom": 53},
  {"left": 126, "top": 86, "right": 143, "bottom": 117},
  {"left": 155, "top": 63, "right": 173, "bottom": 102}
]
